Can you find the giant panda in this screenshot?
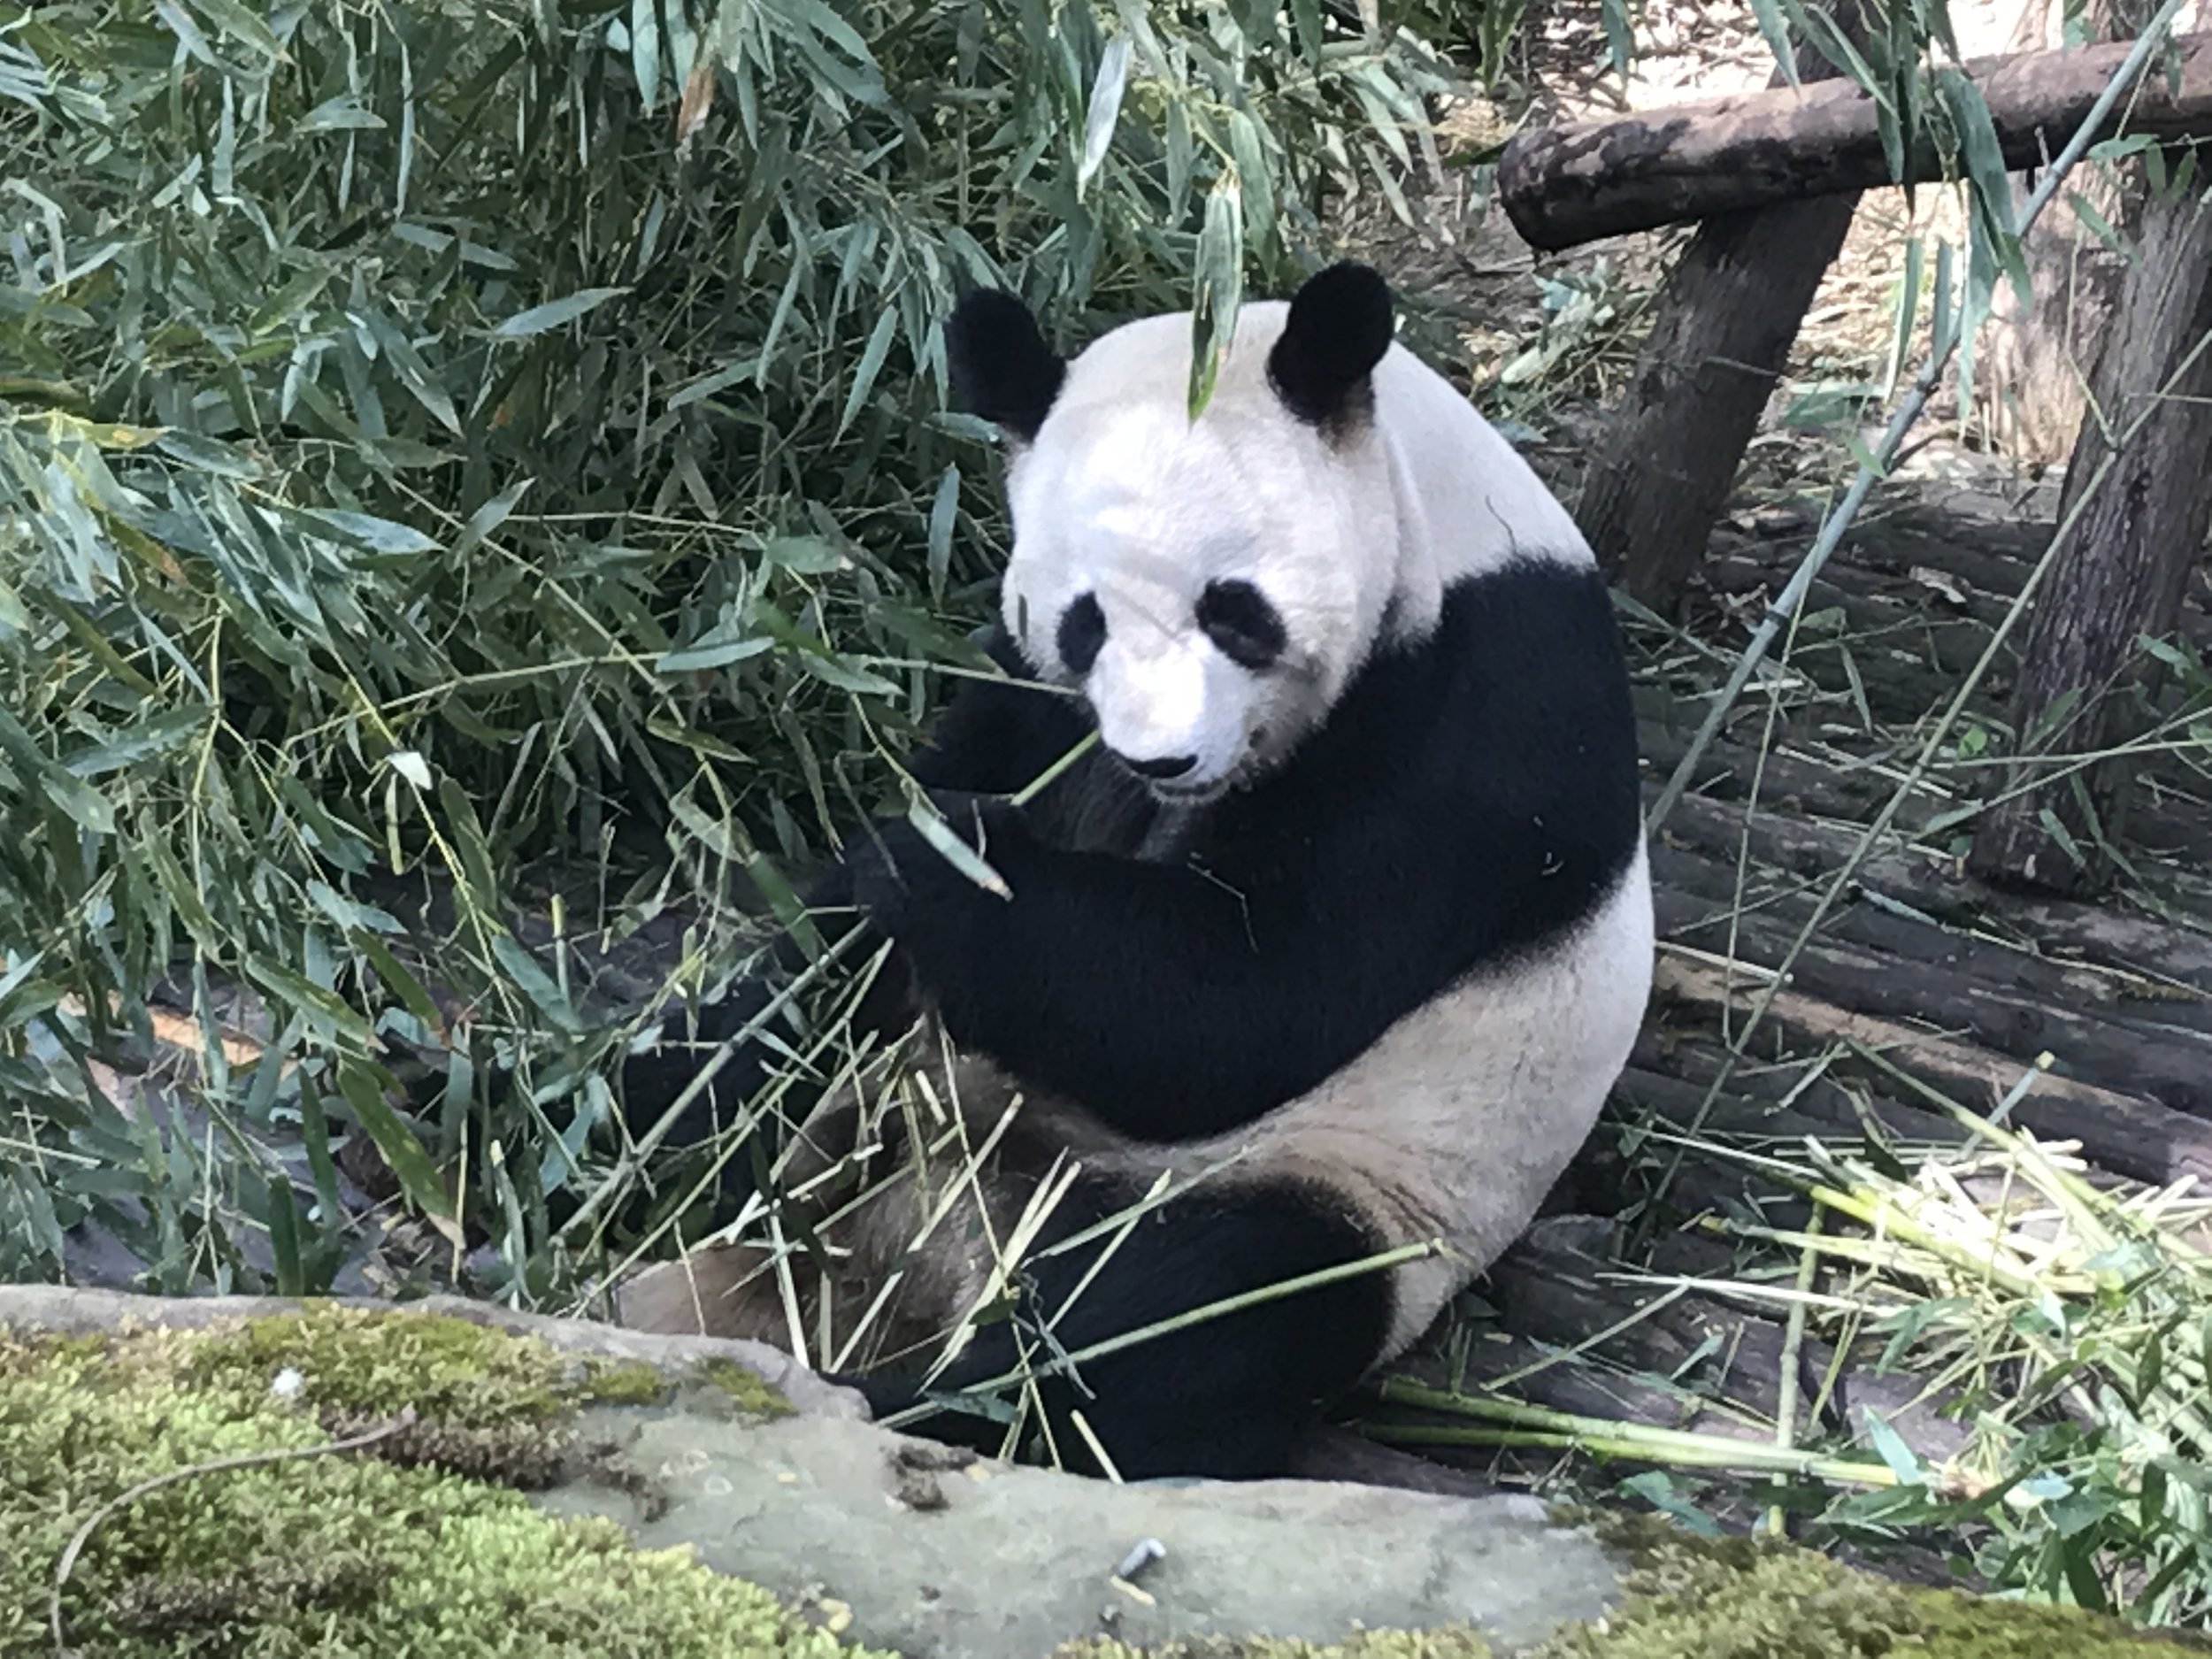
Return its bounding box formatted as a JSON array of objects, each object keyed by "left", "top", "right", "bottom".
[{"left": 605, "top": 259, "right": 1655, "bottom": 1482}]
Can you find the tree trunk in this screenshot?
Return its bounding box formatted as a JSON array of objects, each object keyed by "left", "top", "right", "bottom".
[
  {"left": 1494, "top": 29, "right": 2212, "bottom": 251},
  {"left": 1967, "top": 174, "right": 2212, "bottom": 895},
  {"left": 1575, "top": 18, "right": 1864, "bottom": 611}
]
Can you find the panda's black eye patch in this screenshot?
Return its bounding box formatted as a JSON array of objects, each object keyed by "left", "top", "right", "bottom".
[
  {"left": 1197, "top": 579, "right": 1287, "bottom": 670},
  {"left": 1056, "top": 592, "right": 1106, "bottom": 675}
]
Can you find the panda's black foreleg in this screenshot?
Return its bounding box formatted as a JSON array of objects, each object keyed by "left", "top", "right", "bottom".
[{"left": 843, "top": 1171, "right": 1394, "bottom": 1482}]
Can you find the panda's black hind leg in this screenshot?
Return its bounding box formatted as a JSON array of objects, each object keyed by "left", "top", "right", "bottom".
[{"left": 842, "top": 1171, "right": 1394, "bottom": 1482}]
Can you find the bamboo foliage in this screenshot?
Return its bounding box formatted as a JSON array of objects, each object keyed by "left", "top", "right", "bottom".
[{"left": 0, "top": 0, "right": 1456, "bottom": 1286}]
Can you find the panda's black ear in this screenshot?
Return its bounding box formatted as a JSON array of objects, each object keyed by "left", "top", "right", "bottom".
[
  {"left": 1267, "top": 261, "right": 1394, "bottom": 429},
  {"left": 945, "top": 287, "right": 1065, "bottom": 443}
]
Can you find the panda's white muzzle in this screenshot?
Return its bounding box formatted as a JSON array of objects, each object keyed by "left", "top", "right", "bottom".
[{"left": 1088, "top": 636, "right": 1247, "bottom": 796}]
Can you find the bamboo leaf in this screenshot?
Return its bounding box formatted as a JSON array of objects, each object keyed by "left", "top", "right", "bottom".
[
  {"left": 632, "top": 0, "right": 663, "bottom": 110},
  {"left": 1078, "top": 35, "right": 1133, "bottom": 199},
  {"left": 357, "top": 308, "right": 460, "bottom": 434},
  {"left": 1228, "top": 111, "right": 1276, "bottom": 264},
  {"left": 60, "top": 709, "right": 208, "bottom": 779},
  {"left": 490, "top": 931, "right": 587, "bottom": 1035},
  {"left": 302, "top": 507, "right": 439, "bottom": 554},
  {"left": 181, "top": 0, "right": 280, "bottom": 59},
  {"left": 906, "top": 795, "right": 1010, "bottom": 899},
  {"left": 1933, "top": 65, "right": 2030, "bottom": 310},
  {"left": 455, "top": 477, "right": 534, "bottom": 556},
  {"left": 1862, "top": 1408, "right": 1924, "bottom": 1485},
  {"left": 836, "top": 304, "right": 900, "bottom": 437},
  {"left": 491, "top": 287, "right": 632, "bottom": 339},
  {"left": 926, "top": 463, "right": 959, "bottom": 602},
  {"left": 334, "top": 1056, "right": 463, "bottom": 1245},
  {"left": 1188, "top": 177, "right": 1244, "bottom": 420},
  {"left": 659, "top": 625, "right": 774, "bottom": 672},
  {"left": 1746, "top": 0, "right": 1797, "bottom": 85},
  {"left": 1599, "top": 0, "right": 1634, "bottom": 74},
  {"left": 1166, "top": 98, "right": 1194, "bottom": 223},
  {"left": 801, "top": 652, "right": 901, "bottom": 696}
]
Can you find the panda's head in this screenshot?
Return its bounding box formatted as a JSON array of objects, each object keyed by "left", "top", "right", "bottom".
[{"left": 946, "top": 263, "right": 1404, "bottom": 803}]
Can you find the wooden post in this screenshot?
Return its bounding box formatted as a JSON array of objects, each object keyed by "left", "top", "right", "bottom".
[
  {"left": 1574, "top": 14, "right": 1865, "bottom": 612},
  {"left": 1967, "top": 173, "right": 2212, "bottom": 895}
]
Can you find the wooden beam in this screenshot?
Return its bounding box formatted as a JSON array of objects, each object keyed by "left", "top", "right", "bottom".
[{"left": 1497, "top": 31, "right": 2212, "bottom": 251}]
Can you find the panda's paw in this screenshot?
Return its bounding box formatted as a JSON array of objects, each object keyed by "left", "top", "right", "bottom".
[
  {"left": 847, "top": 790, "right": 1025, "bottom": 927},
  {"left": 843, "top": 826, "right": 910, "bottom": 925}
]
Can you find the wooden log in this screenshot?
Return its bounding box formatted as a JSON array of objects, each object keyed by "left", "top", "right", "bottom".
[
  {"left": 1664, "top": 862, "right": 2212, "bottom": 1056},
  {"left": 1650, "top": 834, "right": 2212, "bottom": 1117},
  {"left": 1660, "top": 788, "right": 2212, "bottom": 989},
  {"left": 1634, "top": 712, "right": 1961, "bottom": 829},
  {"left": 1576, "top": 12, "right": 1867, "bottom": 610},
  {"left": 1968, "top": 176, "right": 2212, "bottom": 896},
  {"left": 1496, "top": 31, "right": 2212, "bottom": 252},
  {"left": 1649, "top": 952, "right": 2212, "bottom": 1188}
]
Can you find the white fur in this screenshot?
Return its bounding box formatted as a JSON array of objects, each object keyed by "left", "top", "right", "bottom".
[{"left": 999, "top": 302, "right": 1586, "bottom": 795}]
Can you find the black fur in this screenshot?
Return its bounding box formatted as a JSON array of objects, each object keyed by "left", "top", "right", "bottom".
[
  {"left": 1266, "top": 261, "right": 1396, "bottom": 430},
  {"left": 849, "top": 557, "right": 1643, "bottom": 1145},
  {"left": 850, "top": 1169, "right": 1393, "bottom": 1481},
  {"left": 945, "top": 286, "right": 1065, "bottom": 442}
]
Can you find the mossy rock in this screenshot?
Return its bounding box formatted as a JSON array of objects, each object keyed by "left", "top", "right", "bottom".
[
  {"left": 1, "top": 1302, "right": 883, "bottom": 1657},
  {"left": 1055, "top": 1510, "right": 2212, "bottom": 1659},
  {"left": 10, "top": 1294, "right": 2209, "bottom": 1659}
]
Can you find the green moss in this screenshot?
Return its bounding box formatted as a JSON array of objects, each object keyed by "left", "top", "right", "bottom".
[
  {"left": 1903, "top": 1594, "right": 2212, "bottom": 1659},
  {"left": 1528, "top": 1532, "right": 1921, "bottom": 1659},
  {"left": 0, "top": 1316, "right": 894, "bottom": 1657},
  {"left": 695, "top": 1354, "right": 796, "bottom": 1419},
  {"left": 1529, "top": 1508, "right": 2212, "bottom": 1659},
  {"left": 1063, "top": 1510, "right": 2210, "bottom": 1659},
  {"left": 580, "top": 1357, "right": 675, "bottom": 1407},
  {"left": 184, "top": 1303, "right": 575, "bottom": 1425}
]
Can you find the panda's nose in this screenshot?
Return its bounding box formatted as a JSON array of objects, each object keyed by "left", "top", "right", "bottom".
[{"left": 1119, "top": 751, "right": 1198, "bottom": 780}]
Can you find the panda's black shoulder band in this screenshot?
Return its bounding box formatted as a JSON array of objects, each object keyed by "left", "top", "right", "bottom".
[
  {"left": 1267, "top": 260, "right": 1394, "bottom": 431},
  {"left": 945, "top": 286, "right": 1065, "bottom": 442}
]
